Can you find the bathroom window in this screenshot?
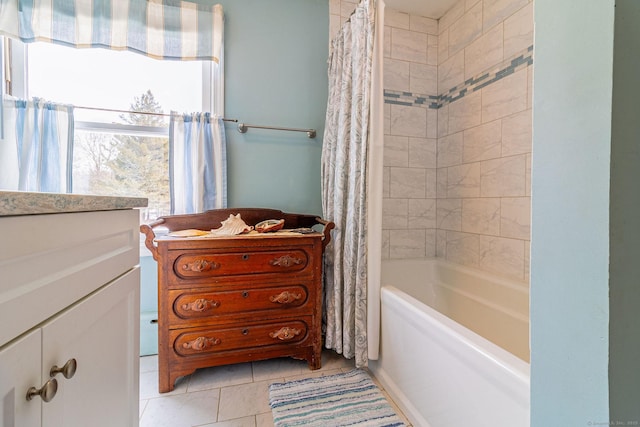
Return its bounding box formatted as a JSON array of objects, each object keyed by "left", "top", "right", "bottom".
[{"left": 5, "top": 39, "right": 218, "bottom": 222}]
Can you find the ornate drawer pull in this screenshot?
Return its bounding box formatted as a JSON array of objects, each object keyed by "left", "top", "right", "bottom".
[
  {"left": 269, "top": 327, "right": 302, "bottom": 341},
  {"left": 182, "top": 259, "right": 220, "bottom": 272},
  {"left": 269, "top": 255, "right": 303, "bottom": 268},
  {"left": 269, "top": 291, "right": 302, "bottom": 304},
  {"left": 181, "top": 298, "right": 220, "bottom": 312},
  {"left": 182, "top": 336, "right": 221, "bottom": 351}
]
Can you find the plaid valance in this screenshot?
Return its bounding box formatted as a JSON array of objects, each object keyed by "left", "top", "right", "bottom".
[{"left": 0, "top": 0, "right": 223, "bottom": 61}]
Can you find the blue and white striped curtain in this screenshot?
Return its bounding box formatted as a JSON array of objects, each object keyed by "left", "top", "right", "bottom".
[
  {"left": 0, "top": 0, "right": 223, "bottom": 62},
  {"left": 169, "top": 113, "right": 226, "bottom": 214},
  {"left": 0, "top": 97, "right": 74, "bottom": 192}
]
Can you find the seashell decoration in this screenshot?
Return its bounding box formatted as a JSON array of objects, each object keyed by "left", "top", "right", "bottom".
[
  {"left": 255, "top": 219, "right": 285, "bottom": 233},
  {"left": 210, "top": 214, "right": 253, "bottom": 236}
]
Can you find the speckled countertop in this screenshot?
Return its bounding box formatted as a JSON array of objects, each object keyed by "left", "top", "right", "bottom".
[{"left": 0, "top": 191, "right": 148, "bottom": 216}]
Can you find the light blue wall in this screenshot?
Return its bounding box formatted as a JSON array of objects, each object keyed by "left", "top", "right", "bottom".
[
  {"left": 531, "top": 1, "right": 614, "bottom": 425},
  {"left": 216, "top": 0, "right": 329, "bottom": 216}
]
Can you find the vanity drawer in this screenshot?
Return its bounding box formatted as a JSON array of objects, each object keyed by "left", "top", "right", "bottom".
[
  {"left": 168, "top": 285, "right": 310, "bottom": 323},
  {"left": 171, "top": 319, "right": 309, "bottom": 357},
  {"left": 170, "top": 249, "right": 310, "bottom": 281}
]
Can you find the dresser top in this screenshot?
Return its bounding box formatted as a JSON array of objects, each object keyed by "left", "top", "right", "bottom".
[{"left": 0, "top": 191, "right": 148, "bottom": 216}]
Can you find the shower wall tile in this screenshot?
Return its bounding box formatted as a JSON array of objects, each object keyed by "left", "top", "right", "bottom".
[
  {"left": 384, "top": 26, "right": 392, "bottom": 57},
  {"left": 427, "top": 109, "right": 438, "bottom": 139},
  {"left": 384, "top": 135, "right": 409, "bottom": 167},
  {"left": 525, "top": 153, "right": 531, "bottom": 197},
  {"left": 426, "top": 169, "right": 437, "bottom": 198},
  {"left": 448, "top": 90, "right": 482, "bottom": 134},
  {"left": 384, "top": 104, "right": 391, "bottom": 135},
  {"left": 329, "top": 0, "right": 340, "bottom": 15},
  {"left": 383, "top": 166, "right": 390, "bottom": 198},
  {"left": 527, "top": 65, "right": 533, "bottom": 109},
  {"left": 385, "top": 9, "right": 410, "bottom": 29},
  {"left": 464, "top": 23, "right": 504, "bottom": 80},
  {"left": 501, "top": 197, "right": 531, "bottom": 240},
  {"left": 438, "top": 104, "right": 449, "bottom": 138},
  {"left": 408, "top": 137, "right": 437, "bottom": 168},
  {"left": 340, "top": 1, "right": 357, "bottom": 19},
  {"left": 524, "top": 241, "right": 530, "bottom": 282},
  {"left": 438, "top": 50, "right": 465, "bottom": 94},
  {"left": 390, "top": 229, "right": 426, "bottom": 258},
  {"left": 481, "top": 68, "right": 528, "bottom": 123},
  {"left": 483, "top": 0, "right": 528, "bottom": 32},
  {"left": 408, "top": 199, "right": 437, "bottom": 229},
  {"left": 409, "top": 63, "right": 437, "bottom": 95},
  {"left": 425, "top": 229, "right": 437, "bottom": 257},
  {"left": 447, "top": 163, "right": 481, "bottom": 198},
  {"left": 463, "top": 120, "right": 502, "bottom": 163},
  {"left": 466, "top": 0, "right": 481, "bottom": 11},
  {"left": 439, "top": 0, "right": 465, "bottom": 34},
  {"left": 438, "top": 29, "right": 450, "bottom": 65},
  {"left": 448, "top": 1, "right": 482, "bottom": 57},
  {"left": 446, "top": 231, "right": 480, "bottom": 267},
  {"left": 390, "top": 105, "right": 427, "bottom": 137},
  {"left": 480, "top": 155, "right": 526, "bottom": 197},
  {"left": 437, "top": 132, "right": 464, "bottom": 168},
  {"left": 384, "top": 58, "right": 410, "bottom": 92},
  {"left": 502, "top": 110, "right": 531, "bottom": 157},
  {"left": 383, "top": 198, "right": 408, "bottom": 229},
  {"left": 437, "top": 198, "right": 462, "bottom": 231},
  {"left": 390, "top": 167, "right": 427, "bottom": 198},
  {"left": 504, "top": 2, "right": 533, "bottom": 59},
  {"left": 462, "top": 198, "right": 501, "bottom": 235},
  {"left": 391, "top": 28, "right": 428, "bottom": 64},
  {"left": 382, "top": 230, "right": 390, "bottom": 260},
  {"left": 330, "top": 15, "right": 342, "bottom": 40},
  {"left": 436, "top": 229, "right": 447, "bottom": 258},
  {"left": 427, "top": 35, "right": 438, "bottom": 66},
  {"left": 479, "top": 235, "right": 525, "bottom": 280},
  {"left": 410, "top": 15, "right": 438, "bottom": 35},
  {"left": 437, "top": 168, "right": 448, "bottom": 198}
]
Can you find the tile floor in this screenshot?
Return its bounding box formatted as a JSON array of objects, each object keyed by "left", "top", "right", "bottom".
[{"left": 139, "top": 350, "right": 411, "bottom": 427}]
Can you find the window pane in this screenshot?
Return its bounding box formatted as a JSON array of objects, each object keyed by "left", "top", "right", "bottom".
[
  {"left": 27, "top": 42, "right": 204, "bottom": 119},
  {"left": 73, "top": 130, "right": 170, "bottom": 222}
]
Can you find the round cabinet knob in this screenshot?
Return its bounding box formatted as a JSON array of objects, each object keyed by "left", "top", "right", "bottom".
[
  {"left": 50, "top": 358, "right": 77, "bottom": 379},
  {"left": 26, "top": 378, "right": 58, "bottom": 402}
]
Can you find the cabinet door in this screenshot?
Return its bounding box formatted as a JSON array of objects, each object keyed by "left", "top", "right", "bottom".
[
  {"left": 42, "top": 268, "right": 140, "bottom": 427},
  {"left": 0, "top": 330, "right": 42, "bottom": 427}
]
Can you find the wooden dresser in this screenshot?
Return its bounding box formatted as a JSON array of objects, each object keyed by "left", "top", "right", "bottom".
[{"left": 140, "top": 208, "right": 334, "bottom": 393}]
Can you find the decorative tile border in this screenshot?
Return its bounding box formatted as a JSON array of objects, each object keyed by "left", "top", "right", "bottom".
[{"left": 384, "top": 45, "right": 533, "bottom": 110}]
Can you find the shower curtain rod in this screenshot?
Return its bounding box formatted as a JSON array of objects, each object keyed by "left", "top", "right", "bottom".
[{"left": 74, "top": 105, "right": 317, "bottom": 138}]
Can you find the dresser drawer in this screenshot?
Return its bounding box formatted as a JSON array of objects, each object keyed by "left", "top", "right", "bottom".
[
  {"left": 169, "top": 285, "right": 309, "bottom": 322},
  {"left": 171, "top": 319, "right": 309, "bottom": 357},
  {"left": 171, "top": 249, "right": 310, "bottom": 281}
]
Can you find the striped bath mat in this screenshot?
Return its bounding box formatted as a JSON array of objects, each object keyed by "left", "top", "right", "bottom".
[{"left": 268, "top": 369, "right": 406, "bottom": 427}]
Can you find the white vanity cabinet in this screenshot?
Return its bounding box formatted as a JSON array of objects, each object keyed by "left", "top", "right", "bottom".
[{"left": 0, "top": 196, "right": 145, "bottom": 427}]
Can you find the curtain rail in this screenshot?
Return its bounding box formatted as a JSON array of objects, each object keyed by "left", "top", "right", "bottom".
[{"left": 74, "top": 105, "right": 317, "bottom": 139}]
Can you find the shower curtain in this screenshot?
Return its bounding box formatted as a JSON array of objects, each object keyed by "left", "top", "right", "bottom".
[{"left": 321, "top": 0, "right": 384, "bottom": 367}]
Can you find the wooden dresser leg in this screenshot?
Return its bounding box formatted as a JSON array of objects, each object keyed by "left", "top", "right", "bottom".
[{"left": 158, "top": 361, "right": 173, "bottom": 393}]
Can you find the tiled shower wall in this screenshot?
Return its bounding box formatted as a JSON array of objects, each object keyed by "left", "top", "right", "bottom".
[
  {"left": 436, "top": 0, "right": 533, "bottom": 282},
  {"left": 329, "top": 0, "right": 533, "bottom": 282}
]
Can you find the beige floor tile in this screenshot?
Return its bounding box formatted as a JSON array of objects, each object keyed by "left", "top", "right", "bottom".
[
  {"left": 140, "top": 369, "right": 189, "bottom": 400},
  {"left": 255, "top": 412, "right": 275, "bottom": 427},
  {"left": 139, "top": 389, "right": 220, "bottom": 427},
  {"left": 251, "top": 357, "right": 308, "bottom": 382},
  {"left": 196, "top": 415, "right": 256, "bottom": 427},
  {"left": 217, "top": 379, "right": 277, "bottom": 421},
  {"left": 320, "top": 350, "right": 355, "bottom": 371},
  {"left": 188, "top": 362, "right": 253, "bottom": 392},
  {"left": 282, "top": 368, "right": 344, "bottom": 382}
]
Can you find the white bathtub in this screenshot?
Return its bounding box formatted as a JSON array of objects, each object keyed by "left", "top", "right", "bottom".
[{"left": 369, "top": 258, "right": 530, "bottom": 427}]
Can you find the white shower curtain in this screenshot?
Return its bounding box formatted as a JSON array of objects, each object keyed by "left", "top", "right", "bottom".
[{"left": 321, "top": 0, "right": 384, "bottom": 367}]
